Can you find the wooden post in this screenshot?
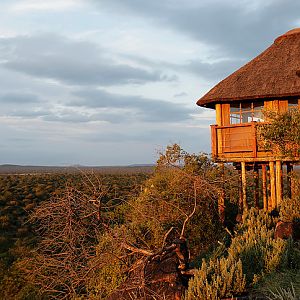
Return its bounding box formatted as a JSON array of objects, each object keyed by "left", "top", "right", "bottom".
[
  {"left": 215, "top": 104, "right": 222, "bottom": 126},
  {"left": 241, "top": 162, "right": 248, "bottom": 211},
  {"left": 287, "top": 163, "right": 293, "bottom": 199},
  {"left": 254, "top": 167, "right": 259, "bottom": 208},
  {"left": 238, "top": 168, "right": 243, "bottom": 214},
  {"left": 276, "top": 160, "right": 282, "bottom": 206},
  {"left": 211, "top": 125, "right": 217, "bottom": 158},
  {"left": 215, "top": 104, "right": 223, "bottom": 155},
  {"left": 269, "top": 161, "right": 276, "bottom": 210},
  {"left": 267, "top": 166, "right": 271, "bottom": 210},
  {"left": 252, "top": 122, "right": 257, "bottom": 158},
  {"left": 262, "top": 164, "right": 268, "bottom": 211}
]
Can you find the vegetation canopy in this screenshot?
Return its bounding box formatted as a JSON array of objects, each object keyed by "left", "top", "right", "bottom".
[
  {"left": 0, "top": 144, "right": 299, "bottom": 299},
  {"left": 259, "top": 108, "right": 300, "bottom": 158}
]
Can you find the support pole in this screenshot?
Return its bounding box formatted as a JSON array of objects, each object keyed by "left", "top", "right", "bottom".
[
  {"left": 276, "top": 160, "right": 282, "bottom": 206},
  {"left": 241, "top": 162, "right": 248, "bottom": 211},
  {"left": 238, "top": 167, "right": 243, "bottom": 213},
  {"left": 269, "top": 161, "right": 276, "bottom": 210},
  {"left": 262, "top": 164, "right": 268, "bottom": 211},
  {"left": 253, "top": 166, "right": 259, "bottom": 208}
]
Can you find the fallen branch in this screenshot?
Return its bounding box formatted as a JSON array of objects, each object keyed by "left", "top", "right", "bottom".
[{"left": 121, "top": 243, "right": 154, "bottom": 256}]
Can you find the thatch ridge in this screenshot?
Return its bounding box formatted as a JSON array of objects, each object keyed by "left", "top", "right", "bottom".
[{"left": 197, "top": 29, "right": 300, "bottom": 108}]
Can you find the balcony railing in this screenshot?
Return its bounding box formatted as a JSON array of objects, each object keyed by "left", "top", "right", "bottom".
[{"left": 211, "top": 122, "right": 261, "bottom": 159}]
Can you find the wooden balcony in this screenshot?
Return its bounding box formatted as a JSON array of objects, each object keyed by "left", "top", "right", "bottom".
[{"left": 211, "top": 122, "right": 270, "bottom": 162}]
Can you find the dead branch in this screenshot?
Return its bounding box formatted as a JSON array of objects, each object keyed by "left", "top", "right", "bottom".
[
  {"left": 180, "top": 181, "right": 197, "bottom": 239},
  {"left": 161, "top": 226, "right": 175, "bottom": 250},
  {"left": 121, "top": 242, "right": 154, "bottom": 256},
  {"left": 180, "top": 269, "right": 197, "bottom": 276}
]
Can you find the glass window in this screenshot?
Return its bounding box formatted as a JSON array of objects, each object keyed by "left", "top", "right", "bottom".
[
  {"left": 288, "top": 99, "right": 299, "bottom": 110},
  {"left": 253, "top": 101, "right": 264, "bottom": 122},
  {"left": 230, "top": 101, "right": 264, "bottom": 124},
  {"left": 230, "top": 103, "right": 241, "bottom": 124},
  {"left": 241, "top": 111, "right": 252, "bottom": 123}
]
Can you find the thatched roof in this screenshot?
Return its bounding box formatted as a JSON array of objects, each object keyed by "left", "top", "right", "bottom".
[{"left": 197, "top": 28, "right": 300, "bottom": 108}]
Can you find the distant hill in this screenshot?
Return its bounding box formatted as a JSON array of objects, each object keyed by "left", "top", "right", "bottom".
[{"left": 0, "top": 164, "right": 155, "bottom": 175}]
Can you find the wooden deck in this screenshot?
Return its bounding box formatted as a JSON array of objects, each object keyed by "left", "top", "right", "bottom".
[{"left": 211, "top": 122, "right": 299, "bottom": 163}]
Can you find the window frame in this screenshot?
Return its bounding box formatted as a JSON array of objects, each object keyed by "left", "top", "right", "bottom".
[{"left": 229, "top": 101, "right": 264, "bottom": 124}]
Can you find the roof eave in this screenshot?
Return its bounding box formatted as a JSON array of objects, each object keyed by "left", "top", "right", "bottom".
[{"left": 197, "top": 92, "right": 300, "bottom": 108}]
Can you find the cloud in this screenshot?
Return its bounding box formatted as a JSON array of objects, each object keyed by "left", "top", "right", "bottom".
[
  {"left": 0, "top": 91, "right": 49, "bottom": 120},
  {"left": 0, "top": 92, "right": 41, "bottom": 104},
  {"left": 43, "top": 112, "right": 92, "bottom": 123},
  {"left": 93, "top": 0, "right": 300, "bottom": 58},
  {"left": 182, "top": 58, "right": 246, "bottom": 81},
  {"left": 9, "top": 109, "right": 50, "bottom": 118},
  {"left": 174, "top": 92, "right": 188, "bottom": 98},
  {"left": 0, "top": 33, "right": 172, "bottom": 86},
  {"left": 82, "top": 126, "right": 200, "bottom": 144},
  {"left": 69, "top": 88, "right": 194, "bottom": 123},
  {"left": 121, "top": 51, "right": 245, "bottom": 84},
  {"left": 0, "top": 87, "right": 194, "bottom": 124},
  {"left": 10, "top": 0, "right": 84, "bottom": 13}
]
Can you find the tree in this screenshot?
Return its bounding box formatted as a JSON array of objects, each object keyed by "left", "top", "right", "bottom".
[
  {"left": 24, "top": 175, "right": 109, "bottom": 299},
  {"left": 93, "top": 144, "right": 226, "bottom": 299},
  {"left": 259, "top": 108, "right": 300, "bottom": 158},
  {"left": 24, "top": 145, "right": 227, "bottom": 299}
]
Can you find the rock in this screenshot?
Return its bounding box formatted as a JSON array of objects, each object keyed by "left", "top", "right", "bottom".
[{"left": 274, "top": 221, "right": 293, "bottom": 239}]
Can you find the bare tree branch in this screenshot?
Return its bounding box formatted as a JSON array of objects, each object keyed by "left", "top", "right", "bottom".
[{"left": 180, "top": 181, "right": 197, "bottom": 239}]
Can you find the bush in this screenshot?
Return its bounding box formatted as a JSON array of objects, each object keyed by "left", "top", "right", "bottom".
[
  {"left": 279, "top": 195, "right": 300, "bottom": 223},
  {"left": 87, "top": 231, "right": 126, "bottom": 299},
  {"left": 89, "top": 145, "right": 226, "bottom": 298},
  {"left": 254, "top": 270, "right": 300, "bottom": 298},
  {"left": 259, "top": 108, "right": 300, "bottom": 158},
  {"left": 122, "top": 144, "right": 224, "bottom": 257},
  {"left": 228, "top": 208, "right": 286, "bottom": 284},
  {"left": 266, "top": 284, "right": 297, "bottom": 300},
  {"left": 185, "top": 256, "right": 246, "bottom": 300},
  {"left": 185, "top": 208, "right": 290, "bottom": 299}
]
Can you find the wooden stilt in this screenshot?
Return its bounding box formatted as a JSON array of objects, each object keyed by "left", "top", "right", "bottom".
[
  {"left": 262, "top": 164, "right": 268, "bottom": 211},
  {"left": 269, "top": 161, "right": 276, "bottom": 210},
  {"left": 254, "top": 166, "right": 259, "bottom": 208},
  {"left": 287, "top": 163, "right": 293, "bottom": 199},
  {"left": 267, "top": 166, "right": 271, "bottom": 210},
  {"left": 276, "top": 160, "right": 282, "bottom": 206},
  {"left": 241, "top": 162, "right": 248, "bottom": 211},
  {"left": 238, "top": 167, "right": 243, "bottom": 214}
]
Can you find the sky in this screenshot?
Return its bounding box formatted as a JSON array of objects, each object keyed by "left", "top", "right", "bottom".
[{"left": 0, "top": 0, "right": 299, "bottom": 166}]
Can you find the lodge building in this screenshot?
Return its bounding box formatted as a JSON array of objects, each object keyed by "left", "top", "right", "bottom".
[{"left": 197, "top": 28, "right": 300, "bottom": 212}]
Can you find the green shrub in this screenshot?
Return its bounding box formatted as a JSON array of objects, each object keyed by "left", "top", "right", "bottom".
[
  {"left": 228, "top": 208, "right": 286, "bottom": 284},
  {"left": 254, "top": 270, "right": 300, "bottom": 298},
  {"left": 279, "top": 196, "right": 300, "bottom": 223},
  {"left": 186, "top": 208, "right": 290, "bottom": 299},
  {"left": 266, "top": 283, "right": 297, "bottom": 300},
  {"left": 88, "top": 231, "right": 126, "bottom": 299},
  {"left": 259, "top": 108, "right": 300, "bottom": 158},
  {"left": 185, "top": 256, "right": 246, "bottom": 300}
]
